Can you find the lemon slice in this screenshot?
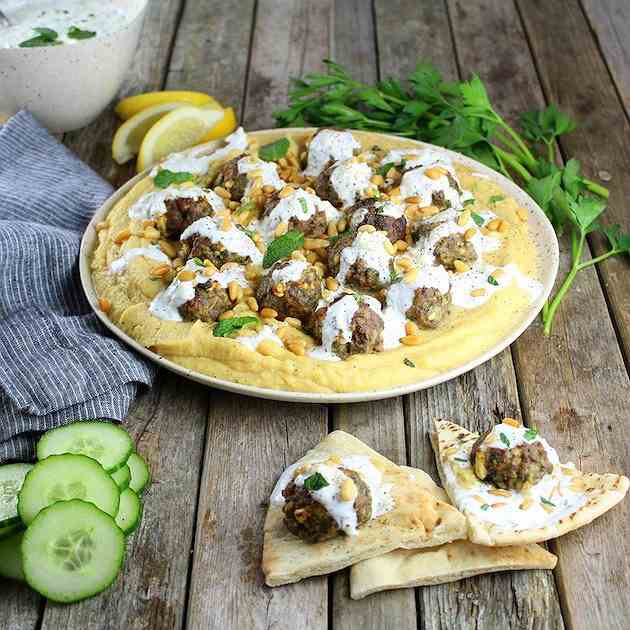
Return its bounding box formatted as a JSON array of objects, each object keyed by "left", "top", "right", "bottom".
[
  {"left": 199, "top": 106, "right": 238, "bottom": 142},
  {"left": 137, "top": 106, "right": 226, "bottom": 172},
  {"left": 112, "top": 102, "right": 185, "bottom": 165},
  {"left": 115, "top": 91, "right": 222, "bottom": 121}
]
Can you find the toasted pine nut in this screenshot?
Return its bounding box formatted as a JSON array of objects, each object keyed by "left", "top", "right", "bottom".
[
  {"left": 401, "top": 335, "right": 422, "bottom": 346},
  {"left": 214, "top": 186, "right": 231, "bottom": 199},
  {"left": 357, "top": 224, "right": 376, "bottom": 234},
  {"left": 262, "top": 185, "right": 276, "bottom": 195},
  {"left": 257, "top": 339, "right": 281, "bottom": 356},
  {"left": 464, "top": 228, "right": 476, "bottom": 241},
  {"left": 420, "top": 205, "right": 439, "bottom": 216},
  {"left": 326, "top": 277, "right": 339, "bottom": 291},
  {"left": 470, "top": 288, "right": 486, "bottom": 297},
  {"left": 279, "top": 185, "right": 296, "bottom": 198},
  {"left": 224, "top": 180, "right": 234, "bottom": 189},
  {"left": 453, "top": 260, "right": 470, "bottom": 273},
  {"left": 178, "top": 270, "right": 196, "bottom": 282},
  {"left": 370, "top": 174, "right": 384, "bottom": 186},
  {"left": 404, "top": 269, "right": 418, "bottom": 284},
  {"left": 487, "top": 218, "right": 501, "bottom": 231},
  {"left": 246, "top": 297, "right": 259, "bottom": 312},
  {"left": 98, "top": 297, "right": 111, "bottom": 313},
  {"left": 260, "top": 307, "right": 278, "bottom": 319},
  {"left": 327, "top": 221, "right": 338, "bottom": 237},
  {"left": 404, "top": 195, "right": 421, "bottom": 204},
  {"left": 404, "top": 204, "right": 419, "bottom": 220},
  {"left": 405, "top": 321, "right": 420, "bottom": 336},
  {"left": 228, "top": 281, "right": 242, "bottom": 302},
  {"left": 150, "top": 264, "right": 171, "bottom": 278},
  {"left": 389, "top": 186, "right": 401, "bottom": 197},
  {"left": 242, "top": 287, "right": 254, "bottom": 297},
  {"left": 339, "top": 478, "right": 357, "bottom": 502},
  {"left": 143, "top": 226, "right": 160, "bottom": 240},
  {"left": 502, "top": 417, "right": 521, "bottom": 428},
  {"left": 304, "top": 238, "right": 329, "bottom": 250},
  {"left": 425, "top": 166, "right": 447, "bottom": 180},
  {"left": 488, "top": 489, "right": 511, "bottom": 497},
  {"left": 458, "top": 210, "right": 471, "bottom": 227},
  {"left": 219, "top": 310, "right": 235, "bottom": 321},
  {"left": 313, "top": 261, "right": 326, "bottom": 276},
  {"left": 233, "top": 303, "right": 250, "bottom": 314},
  {"left": 159, "top": 240, "right": 177, "bottom": 258},
  {"left": 304, "top": 251, "right": 318, "bottom": 264},
  {"left": 286, "top": 340, "right": 306, "bottom": 356},
  {"left": 114, "top": 228, "right": 131, "bottom": 244},
  {"left": 394, "top": 240, "right": 408, "bottom": 252},
  {"left": 396, "top": 257, "right": 414, "bottom": 271},
  {"left": 285, "top": 317, "right": 302, "bottom": 329},
  {"left": 274, "top": 222, "right": 288, "bottom": 238},
  {"left": 291, "top": 249, "right": 307, "bottom": 261},
  {"left": 273, "top": 282, "right": 286, "bottom": 297},
  {"left": 383, "top": 239, "right": 396, "bottom": 255},
  {"left": 96, "top": 221, "right": 109, "bottom": 231},
  {"left": 337, "top": 218, "right": 347, "bottom": 233}
]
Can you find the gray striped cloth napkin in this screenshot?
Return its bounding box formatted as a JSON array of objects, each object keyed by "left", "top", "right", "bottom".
[{"left": 0, "top": 111, "right": 156, "bottom": 464}]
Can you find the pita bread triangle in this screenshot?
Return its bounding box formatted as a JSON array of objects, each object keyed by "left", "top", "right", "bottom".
[
  {"left": 262, "top": 430, "right": 467, "bottom": 587},
  {"left": 431, "top": 419, "right": 629, "bottom": 546},
  {"left": 349, "top": 466, "right": 557, "bottom": 599}
]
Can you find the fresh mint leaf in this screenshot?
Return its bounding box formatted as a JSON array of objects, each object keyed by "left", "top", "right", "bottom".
[
  {"left": 524, "top": 427, "right": 538, "bottom": 441},
  {"left": 489, "top": 195, "right": 505, "bottom": 204},
  {"left": 213, "top": 316, "right": 259, "bottom": 338},
  {"left": 259, "top": 137, "right": 290, "bottom": 162},
  {"left": 154, "top": 169, "right": 195, "bottom": 188},
  {"left": 471, "top": 212, "right": 485, "bottom": 227},
  {"left": 34, "top": 27, "right": 58, "bottom": 40},
  {"left": 68, "top": 26, "right": 96, "bottom": 40},
  {"left": 499, "top": 433, "right": 510, "bottom": 448},
  {"left": 378, "top": 162, "right": 397, "bottom": 177},
  {"left": 403, "top": 358, "right": 416, "bottom": 368},
  {"left": 463, "top": 198, "right": 475, "bottom": 207},
  {"left": 263, "top": 230, "right": 304, "bottom": 268},
  {"left": 487, "top": 275, "right": 499, "bottom": 286},
  {"left": 390, "top": 269, "right": 402, "bottom": 283},
  {"left": 303, "top": 472, "right": 329, "bottom": 491}
]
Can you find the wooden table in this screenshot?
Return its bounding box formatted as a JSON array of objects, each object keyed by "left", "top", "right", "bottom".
[{"left": 3, "top": 1, "right": 630, "bottom": 628}]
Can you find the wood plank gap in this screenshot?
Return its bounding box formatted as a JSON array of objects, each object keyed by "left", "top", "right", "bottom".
[{"left": 239, "top": 0, "right": 260, "bottom": 121}]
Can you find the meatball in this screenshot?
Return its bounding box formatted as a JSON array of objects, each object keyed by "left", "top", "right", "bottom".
[
  {"left": 406, "top": 287, "right": 450, "bottom": 329},
  {"left": 344, "top": 257, "right": 391, "bottom": 292},
  {"left": 310, "top": 297, "right": 384, "bottom": 359},
  {"left": 314, "top": 159, "right": 343, "bottom": 207},
  {"left": 256, "top": 260, "right": 322, "bottom": 321},
  {"left": 327, "top": 232, "right": 355, "bottom": 277},
  {"left": 213, "top": 153, "right": 248, "bottom": 201},
  {"left": 262, "top": 194, "right": 329, "bottom": 238},
  {"left": 470, "top": 431, "right": 553, "bottom": 491},
  {"left": 347, "top": 198, "right": 407, "bottom": 243},
  {"left": 282, "top": 469, "right": 372, "bottom": 543},
  {"left": 187, "top": 232, "right": 255, "bottom": 268},
  {"left": 179, "top": 283, "right": 231, "bottom": 323},
  {"left": 434, "top": 234, "right": 477, "bottom": 270},
  {"left": 157, "top": 196, "right": 214, "bottom": 239}
]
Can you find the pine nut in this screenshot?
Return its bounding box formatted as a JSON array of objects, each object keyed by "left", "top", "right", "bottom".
[
  {"left": 291, "top": 250, "right": 307, "bottom": 261},
  {"left": 178, "top": 270, "right": 196, "bottom": 282},
  {"left": 257, "top": 339, "right": 281, "bottom": 356},
  {"left": 502, "top": 417, "right": 521, "bottom": 427},
  {"left": 420, "top": 205, "right": 439, "bottom": 216},
  {"left": 150, "top": 264, "right": 171, "bottom": 278},
  {"left": 262, "top": 185, "right": 275, "bottom": 195},
  {"left": 279, "top": 185, "right": 295, "bottom": 198},
  {"left": 405, "top": 195, "right": 421, "bottom": 204},
  {"left": 425, "top": 166, "right": 447, "bottom": 180},
  {"left": 383, "top": 239, "right": 396, "bottom": 255},
  {"left": 401, "top": 335, "right": 422, "bottom": 346},
  {"left": 389, "top": 186, "right": 401, "bottom": 197},
  {"left": 313, "top": 261, "right": 326, "bottom": 276},
  {"left": 453, "top": 260, "right": 469, "bottom": 273},
  {"left": 326, "top": 277, "right": 339, "bottom": 291},
  {"left": 114, "top": 228, "right": 131, "bottom": 244},
  {"left": 260, "top": 307, "right": 278, "bottom": 319},
  {"left": 327, "top": 221, "right": 338, "bottom": 237},
  {"left": 487, "top": 218, "right": 501, "bottom": 231},
  {"left": 520, "top": 498, "right": 534, "bottom": 510},
  {"left": 228, "top": 281, "right": 242, "bottom": 302},
  {"left": 396, "top": 257, "right": 414, "bottom": 271},
  {"left": 143, "top": 226, "right": 160, "bottom": 240},
  {"left": 246, "top": 297, "right": 259, "bottom": 312},
  {"left": 458, "top": 210, "right": 471, "bottom": 227},
  {"left": 285, "top": 317, "right": 302, "bottom": 329},
  {"left": 242, "top": 287, "right": 254, "bottom": 297},
  {"left": 232, "top": 303, "right": 249, "bottom": 314},
  {"left": 274, "top": 222, "right": 288, "bottom": 238},
  {"left": 404, "top": 269, "right": 418, "bottom": 284},
  {"left": 337, "top": 218, "right": 347, "bottom": 233},
  {"left": 357, "top": 224, "right": 376, "bottom": 234},
  {"left": 498, "top": 219, "right": 509, "bottom": 233},
  {"left": 370, "top": 174, "right": 384, "bottom": 186},
  {"left": 488, "top": 488, "right": 511, "bottom": 497},
  {"left": 159, "top": 240, "right": 177, "bottom": 258},
  {"left": 96, "top": 221, "right": 109, "bottom": 231},
  {"left": 224, "top": 180, "right": 234, "bottom": 189},
  {"left": 395, "top": 240, "right": 408, "bottom": 252},
  {"left": 464, "top": 228, "right": 476, "bottom": 241},
  {"left": 339, "top": 478, "right": 357, "bottom": 502},
  {"left": 273, "top": 282, "right": 286, "bottom": 297},
  {"left": 286, "top": 340, "right": 306, "bottom": 356},
  {"left": 405, "top": 321, "right": 420, "bottom": 336},
  {"left": 304, "top": 238, "right": 329, "bottom": 250},
  {"left": 98, "top": 297, "right": 111, "bottom": 313},
  {"left": 405, "top": 205, "right": 419, "bottom": 220},
  {"left": 214, "top": 186, "right": 231, "bottom": 199}
]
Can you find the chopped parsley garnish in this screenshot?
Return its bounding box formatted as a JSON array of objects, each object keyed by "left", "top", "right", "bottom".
[
  {"left": 389, "top": 269, "right": 402, "bottom": 283},
  {"left": 192, "top": 257, "right": 204, "bottom": 266},
  {"left": 298, "top": 197, "right": 309, "bottom": 214},
  {"left": 499, "top": 433, "right": 510, "bottom": 448},
  {"left": 259, "top": 137, "right": 290, "bottom": 162},
  {"left": 463, "top": 198, "right": 475, "bottom": 207},
  {"left": 262, "top": 230, "right": 304, "bottom": 268},
  {"left": 454, "top": 456, "right": 469, "bottom": 463},
  {"left": 154, "top": 169, "right": 195, "bottom": 188},
  {"left": 487, "top": 275, "right": 499, "bottom": 286},
  {"left": 540, "top": 497, "right": 556, "bottom": 507},
  {"left": 67, "top": 26, "right": 96, "bottom": 40},
  {"left": 480, "top": 504, "right": 490, "bottom": 511},
  {"left": 489, "top": 195, "right": 505, "bottom": 204},
  {"left": 213, "top": 316, "right": 259, "bottom": 338},
  {"left": 471, "top": 212, "right": 485, "bottom": 227},
  {"left": 403, "top": 358, "right": 416, "bottom": 368},
  {"left": 19, "top": 27, "right": 61, "bottom": 48},
  {"left": 524, "top": 427, "right": 539, "bottom": 441},
  {"left": 303, "top": 472, "right": 329, "bottom": 491}
]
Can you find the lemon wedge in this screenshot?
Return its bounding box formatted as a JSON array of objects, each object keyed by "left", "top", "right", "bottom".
[
  {"left": 115, "top": 91, "right": 221, "bottom": 121},
  {"left": 199, "top": 106, "right": 238, "bottom": 142},
  {"left": 112, "top": 102, "right": 184, "bottom": 165},
  {"left": 136, "top": 106, "right": 226, "bottom": 172}
]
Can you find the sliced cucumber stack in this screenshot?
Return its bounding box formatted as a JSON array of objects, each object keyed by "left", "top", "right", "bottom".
[
  {"left": 111, "top": 464, "right": 131, "bottom": 491},
  {"left": 115, "top": 488, "right": 143, "bottom": 535},
  {"left": 0, "top": 531, "right": 24, "bottom": 581},
  {"left": 1, "top": 463, "right": 33, "bottom": 535},
  {"left": 127, "top": 453, "right": 150, "bottom": 494},
  {"left": 18, "top": 454, "right": 120, "bottom": 526},
  {"left": 22, "top": 500, "right": 125, "bottom": 603},
  {"left": 37, "top": 421, "right": 133, "bottom": 473}
]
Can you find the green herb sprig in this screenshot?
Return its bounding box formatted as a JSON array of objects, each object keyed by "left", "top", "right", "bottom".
[
  {"left": 259, "top": 137, "right": 290, "bottom": 162},
  {"left": 213, "top": 316, "right": 259, "bottom": 338},
  {"left": 274, "top": 60, "right": 629, "bottom": 335},
  {"left": 303, "top": 472, "right": 329, "bottom": 491},
  {"left": 19, "top": 27, "right": 61, "bottom": 48},
  {"left": 153, "top": 169, "right": 195, "bottom": 188},
  {"left": 263, "top": 230, "right": 305, "bottom": 268},
  {"left": 67, "top": 26, "right": 96, "bottom": 40}
]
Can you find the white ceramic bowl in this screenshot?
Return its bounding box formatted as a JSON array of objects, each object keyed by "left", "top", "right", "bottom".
[
  {"left": 80, "top": 129, "right": 559, "bottom": 404},
  {"left": 0, "top": 0, "right": 148, "bottom": 133}
]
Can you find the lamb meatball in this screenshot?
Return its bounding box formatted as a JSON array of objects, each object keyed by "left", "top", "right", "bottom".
[
  {"left": 470, "top": 431, "right": 553, "bottom": 491},
  {"left": 406, "top": 287, "right": 450, "bottom": 329},
  {"left": 157, "top": 196, "right": 214, "bottom": 239},
  {"left": 347, "top": 198, "right": 407, "bottom": 243},
  {"left": 344, "top": 257, "right": 392, "bottom": 292},
  {"left": 282, "top": 468, "right": 372, "bottom": 543},
  {"left": 327, "top": 232, "right": 356, "bottom": 277},
  {"left": 187, "top": 231, "right": 257, "bottom": 268},
  {"left": 434, "top": 234, "right": 477, "bottom": 270},
  {"left": 179, "top": 283, "right": 231, "bottom": 323},
  {"left": 314, "top": 159, "right": 343, "bottom": 207},
  {"left": 310, "top": 295, "right": 384, "bottom": 359},
  {"left": 262, "top": 193, "right": 329, "bottom": 238},
  {"left": 213, "top": 153, "right": 248, "bottom": 201},
  {"left": 256, "top": 260, "right": 322, "bottom": 321},
  {"left": 314, "top": 158, "right": 372, "bottom": 208}
]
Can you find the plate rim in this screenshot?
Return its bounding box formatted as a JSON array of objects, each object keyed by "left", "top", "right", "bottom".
[{"left": 79, "top": 128, "right": 559, "bottom": 404}]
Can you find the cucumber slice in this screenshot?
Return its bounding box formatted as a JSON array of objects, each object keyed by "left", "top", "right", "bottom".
[
  {"left": 0, "top": 532, "right": 24, "bottom": 581},
  {"left": 115, "top": 488, "right": 142, "bottom": 535},
  {"left": 37, "top": 421, "right": 133, "bottom": 473},
  {"left": 127, "top": 453, "right": 150, "bottom": 494},
  {"left": 1, "top": 464, "right": 34, "bottom": 528},
  {"left": 18, "top": 454, "right": 120, "bottom": 526},
  {"left": 111, "top": 465, "right": 131, "bottom": 491},
  {"left": 0, "top": 521, "right": 21, "bottom": 541},
  {"left": 21, "top": 499, "right": 125, "bottom": 603}
]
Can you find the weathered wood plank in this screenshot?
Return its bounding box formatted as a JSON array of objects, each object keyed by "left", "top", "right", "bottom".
[
  {"left": 376, "top": 1, "right": 565, "bottom": 628},
  {"left": 0, "top": 580, "right": 40, "bottom": 630},
  {"left": 63, "top": 0, "right": 185, "bottom": 187},
  {"left": 39, "top": 372, "right": 209, "bottom": 630},
  {"left": 581, "top": 0, "right": 630, "bottom": 116},
  {"left": 184, "top": 395, "right": 328, "bottom": 630}
]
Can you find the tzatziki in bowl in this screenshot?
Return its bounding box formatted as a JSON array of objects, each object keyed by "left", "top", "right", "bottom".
[{"left": 0, "top": 0, "right": 148, "bottom": 132}]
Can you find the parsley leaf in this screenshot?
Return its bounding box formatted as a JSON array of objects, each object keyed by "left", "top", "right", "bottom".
[
  {"left": 524, "top": 427, "right": 538, "bottom": 441},
  {"left": 263, "top": 230, "right": 304, "bottom": 268},
  {"left": 303, "top": 472, "right": 329, "bottom": 491},
  {"left": 487, "top": 275, "right": 499, "bottom": 286},
  {"left": 403, "top": 358, "right": 416, "bottom": 368},
  {"left": 259, "top": 137, "right": 290, "bottom": 162},
  {"left": 213, "top": 316, "right": 259, "bottom": 338},
  {"left": 67, "top": 26, "right": 96, "bottom": 40},
  {"left": 471, "top": 212, "right": 485, "bottom": 227},
  {"left": 154, "top": 169, "right": 195, "bottom": 188},
  {"left": 499, "top": 433, "right": 510, "bottom": 448}
]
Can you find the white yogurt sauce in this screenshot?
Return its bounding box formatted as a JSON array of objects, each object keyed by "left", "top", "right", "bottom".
[
  {"left": 237, "top": 156, "right": 284, "bottom": 196},
  {"left": 128, "top": 187, "right": 225, "bottom": 221},
  {"left": 109, "top": 244, "right": 169, "bottom": 273},
  {"left": 270, "top": 259, "right": 309, "bottom": 284},
  {"left": 329, "top": 160, "right": 373, "bottom": 208},
  {"left": 180, "top": 217, "right": 263, "bottom": 265},
  {"left": 0, "top": 1, "right": 143, "bottom": 49},
  {"left": 207, "top": 266, "right": 250, "bottom": 289},
  {"left": 337, "top": 230, "right": 393, "bottom": 286},
  {"left": 400, "top": 164, "right": 466, "bottom": 210},
  {"left": 349, "top": 200, "right": 405, "bottom": 230},
  {"left": 149, "top": 128, "right": 248, "bottom": 177},
  {"left": 381, "top": 148, "right": 452, "bottom": 171},
  {"left": 233, "top": 325, "right": 283, "bottom": 352},
  {"left": 386, "top": 265, "right": 450, "bottom": 314},
  {"left": 442, "top": 423, "right": 587, "bottom": 531},
  {"left": 256, "top": 189, "right": 340, "bottom": 241},
  {"left": 304, "top": 130, "right": 361, "bottom": 177}
]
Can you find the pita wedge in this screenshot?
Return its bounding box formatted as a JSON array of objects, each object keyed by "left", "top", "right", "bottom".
[
  {"left": 350, "top": 466, "right": 557, "bottom": 599},
  {"left": 262, "top": 430, "right": 467, "bottom": 586},
  {"left": 431, "top": 419, "right": 629, "bottom": 546}
]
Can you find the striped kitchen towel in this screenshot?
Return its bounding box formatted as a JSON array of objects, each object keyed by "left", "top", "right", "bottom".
[{"left": 0, "top": 110, "right": 156, "bottom": 463}]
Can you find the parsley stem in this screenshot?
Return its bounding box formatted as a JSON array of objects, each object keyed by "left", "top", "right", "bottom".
[
  {"left": 582, "top": 178, "right": 609, "bottom": 199},
  {"left": 491, "top": 113, "right": 538, "bottom": 170},
  {"left": 576, "top": 248, "right": 620, "bottom": 271},
  {"left": 493, "top": 146, "right": 532, "bottom": 182},
  {"left": 547, "top": 142, "right": 555, "bottom": 165}
]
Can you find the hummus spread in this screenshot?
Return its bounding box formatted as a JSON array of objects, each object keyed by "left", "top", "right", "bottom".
[{"left": 90, "top": 128, "right": 545, "bottom": 393}]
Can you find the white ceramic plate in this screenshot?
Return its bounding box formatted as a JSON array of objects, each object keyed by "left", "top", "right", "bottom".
[{"left": 79, "top": 129, "right": 559, "bottom": 403}]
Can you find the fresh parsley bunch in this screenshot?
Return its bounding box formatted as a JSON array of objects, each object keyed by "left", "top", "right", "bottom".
[{"left": 274, "top": 60, "right": 629, "bottom": 335}]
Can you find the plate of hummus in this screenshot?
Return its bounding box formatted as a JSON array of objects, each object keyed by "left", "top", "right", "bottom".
[{"left": 80, "top": 127, "right": 559, "bottom": 402}]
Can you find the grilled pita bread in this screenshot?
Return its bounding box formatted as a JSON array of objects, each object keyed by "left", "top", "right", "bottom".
[
  {"left": 349, "top": 467, "right": 556, "bottom": 599},
  {"left": 431, "top": 420, "right": 629, "bottom": 546},
  {"left": 262, "top": 431, "right": 467, "bottom": 586}
]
